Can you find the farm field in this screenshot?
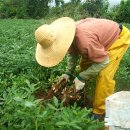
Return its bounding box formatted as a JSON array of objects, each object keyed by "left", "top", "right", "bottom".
[{"left": 0, "top": 19, "right": 130, "bottom": 129}]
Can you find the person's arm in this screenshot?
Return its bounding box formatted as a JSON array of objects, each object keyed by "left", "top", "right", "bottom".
[
  {"left": 60, "top": 54, "right": 79, "bottom": 82},
  {"left": 78, "top": 56, "right": 109, "bottom": 82},
  {"left": 74, "top": 56, "right": 109, "bottom": 91},
  {"left": 65, "top": 53, "right": 79, "bottom": 75}
]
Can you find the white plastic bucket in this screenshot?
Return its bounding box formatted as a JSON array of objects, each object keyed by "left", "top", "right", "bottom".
[{"left": 105, "top": 91, "right": 130, "bottom": 130}]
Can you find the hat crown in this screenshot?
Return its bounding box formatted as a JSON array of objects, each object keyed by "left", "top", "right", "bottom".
[{"left": 35, "top": 25, "right": 56, "bottom": 48}]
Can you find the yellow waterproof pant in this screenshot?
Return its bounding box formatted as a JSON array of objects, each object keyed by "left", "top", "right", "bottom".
[{"left": 80, "top": 26, "right": 130, "bottom": 114}]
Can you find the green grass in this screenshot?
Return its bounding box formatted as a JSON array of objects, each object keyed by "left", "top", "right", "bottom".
[{"left": 0, "top": 19, "right": 130, "bottom": 129}]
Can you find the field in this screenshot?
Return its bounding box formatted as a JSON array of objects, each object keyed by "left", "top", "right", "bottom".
[{"left": 0, "top": 19, "right": 130, "bottom": 129}]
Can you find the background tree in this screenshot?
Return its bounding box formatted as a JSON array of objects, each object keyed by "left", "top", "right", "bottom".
[
  {"left": 82, "top": 0, "right": 109, "bottom": 18},
  {"left": 26, "top": 0, "right": 51, "bottom": 19},
  {"left": 70, "top": 0, "right": 81, "bottom": 4},
  {"left": 0, "top": 0, "right": 27, "bottom": 18},
  {"left": 55, "top": 0, "right": 60, "bottom": 6},
  {"left": 0, "top": 0, "right": 51, "bottom": 18},
  {"left": 115, "top": 0, "right": 130, "bottom": 23},
  {"left": 1, "top": 0, "right": 130, "bottom": 22}
]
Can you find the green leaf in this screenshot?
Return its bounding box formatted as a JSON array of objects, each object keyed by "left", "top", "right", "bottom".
[
  {"left": 47, "top": 103, "right": 57, "bottom": 110},
  {"left": 24, "top": 101, "right": 36, "bottom": 107},
  {"left": 0, "top": 126, "right": 7, "bottom": 130},
  {"left": 71, "top": 124, "right": 82, "bottom": 130},
  {"left": 87, "top": 122, "right": 104, "bottom": 130},
  {"left": 53, "top": 96, "right": 59, "bottom": 108},
  {"left": 56, "top": 121, "right": 68, "bottom": 126},
  {"left": 45, "top": 123, "right": 54, "bottom": 130},
  {"left": 25, "top": 79, "right": 31, "bottom": 87},
  {"left": 13, "top": 96, "right": 23, "bottom": 102}
]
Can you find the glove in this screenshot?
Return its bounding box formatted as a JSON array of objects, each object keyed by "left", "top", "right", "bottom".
[
  {"left": 74, "top": 77, "right": 85, "bottom": 92},
  {"left": 61, "top": 74, "right": 70, "bottom": 82}
]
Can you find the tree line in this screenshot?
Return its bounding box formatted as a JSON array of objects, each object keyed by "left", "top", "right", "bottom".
[{"left": 0, "top": 0, "right": 130, "bottom": 23}]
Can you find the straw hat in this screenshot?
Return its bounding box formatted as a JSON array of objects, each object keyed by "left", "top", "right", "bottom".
[{"left": 35, "top": 17, "right": 76, "bottom": 67}]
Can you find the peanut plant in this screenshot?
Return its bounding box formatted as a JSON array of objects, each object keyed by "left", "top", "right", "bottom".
[{"left": 0, "top": 19, "right": 130, "bottom": 130}]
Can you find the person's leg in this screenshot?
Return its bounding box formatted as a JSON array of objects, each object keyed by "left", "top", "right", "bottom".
[
  {"left": 93, "top": 43, "right": 130, "bottom": 115},
  {"left": 93, "top": 44, "right": 129, "bottom": 114},
  {"left": 93, "top": 26, "right": 130, "bottom": 115}
]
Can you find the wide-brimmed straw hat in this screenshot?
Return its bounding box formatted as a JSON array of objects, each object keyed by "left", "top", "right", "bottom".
[{"left": 35, "top": 17, "right": 76, "bottom": 67}]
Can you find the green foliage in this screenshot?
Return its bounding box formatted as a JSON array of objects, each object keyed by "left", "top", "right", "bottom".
[
  {"left": 0, "top": 19, "right": 105, "bottom": 130},
  {"left": 0, "top": 18, "right": 130, "bottom": 130},
  {"left": 70, "top": 0, "right": 81, "bottom": 4},
  {"left": 48, "top": 2, "right": 90, "bottom": 21},
  {"left": 82, "top": 0, "right": 109, "bottom": 18},
  {"left": 0, "top": 0, "right": 27, "bottom": 18},
  {"left": 47, "top": 0, "right": 110, "bottom": 21},
  {"left": 0, "top": 0, "right": 109, "bottom": 20},
  {"left": 115, "top": 0, "right": 130, "bottom": 23},
  {"left": 54, "top": 0, "right": 65, "bottom": 6},
  {"left": 0, "top": 0, "right": 130, "bottom": 21},
  {"left": 0, "top": 0, "right": 50, "bottom": 19},
  {"left": 107, "top": 0, "right": 130, "bottom": 23},
  {"left": 115, "top": 24, "right": 130, "bottom": 91},
  {"left": 26, "top": 0, "right": 50, "bottom": 19},
  {"left": 105, "top": 5, "right": 119, "bottom": 21}
]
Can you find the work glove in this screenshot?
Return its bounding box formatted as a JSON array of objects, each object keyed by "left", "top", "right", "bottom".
[
  {"left": 74, "top": 77, "right": 85, "bottom": 92},
  {"left": 60, "top": 74, "right": 70, "bottom": 82}
]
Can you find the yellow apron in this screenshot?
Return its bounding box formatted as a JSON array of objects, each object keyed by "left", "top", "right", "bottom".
[{"left": 80, "top": 26, "right": 130, "bottom": 114}]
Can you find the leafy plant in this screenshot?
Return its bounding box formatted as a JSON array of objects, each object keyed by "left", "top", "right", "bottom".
[{"left": 0, "top": 19, "right": 130, "bottom": 130}]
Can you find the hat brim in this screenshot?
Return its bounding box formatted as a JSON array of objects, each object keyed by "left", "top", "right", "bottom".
[{"left": 35, "top": 17, "right": 76, "bottom": 67}]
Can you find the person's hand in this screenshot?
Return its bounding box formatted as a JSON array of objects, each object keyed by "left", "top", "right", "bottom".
[
  {"left": 60, "top": 74, "right": 70, "bottom": 82},
  {"left": 74, "top": 77, "right": 85, "bottom": 92}
]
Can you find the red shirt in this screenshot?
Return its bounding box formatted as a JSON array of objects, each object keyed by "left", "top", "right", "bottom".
[{"left": 69, "top": 18, "right": 120, "bottom": 63}]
